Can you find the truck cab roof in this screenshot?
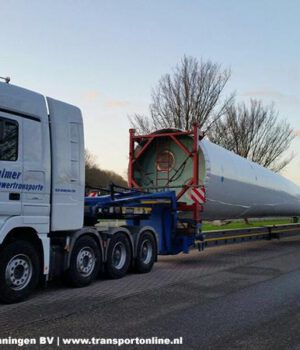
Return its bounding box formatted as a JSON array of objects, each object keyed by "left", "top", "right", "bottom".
[{"left": 0, "top": 82, "right": 48, "bottom": 122}]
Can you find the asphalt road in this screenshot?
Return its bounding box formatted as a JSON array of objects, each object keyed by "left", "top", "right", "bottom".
[{"left": 1, "top": 235, "right": 300, "bottom": 349}]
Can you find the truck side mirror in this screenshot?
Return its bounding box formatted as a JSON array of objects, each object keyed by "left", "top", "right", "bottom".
[{"left": 0, "top": 120, "right": 4, "bottom": 144}]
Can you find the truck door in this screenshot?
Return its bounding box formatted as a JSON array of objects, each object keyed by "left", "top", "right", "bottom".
[
  {"left": 21, "top": 117, "right": 51, "bottom": 218},
  {"left": 47, "top": 97, "right": 85, "bottom": 231},
  {"left": 0, "top": 113, "right": 22, "bottom": 217}
]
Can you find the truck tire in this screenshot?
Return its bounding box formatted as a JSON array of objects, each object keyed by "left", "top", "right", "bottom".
[
  {"left": 135, "top": 231, "right": 156, "bottom": 273},
  {"left": 106, "top": 233, "right": 132, "bottom": 279},
  {"left": 0, "top": 241, "right": 40, "bottom": 304},
  {"left": 67, "top": 236, "right": 101, "bottom": 287}
]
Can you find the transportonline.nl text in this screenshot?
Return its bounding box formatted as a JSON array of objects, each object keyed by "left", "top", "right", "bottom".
[{"left": 0, "top": 336, "right": 184, "bottom": 347}]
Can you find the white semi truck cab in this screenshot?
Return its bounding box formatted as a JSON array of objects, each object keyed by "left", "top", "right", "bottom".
[{"left": 0, "top": 82, "right": 158, "bottom": 303}]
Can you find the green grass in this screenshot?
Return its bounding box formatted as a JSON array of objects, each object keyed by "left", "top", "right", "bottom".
[
  {"left": 202, "top": 218, "right": 295, "bottom": 232},
  {"left": 96, "top": 218, "right": 298, "bottom": 232}
]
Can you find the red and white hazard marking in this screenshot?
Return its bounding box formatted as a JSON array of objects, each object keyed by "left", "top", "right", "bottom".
[
  {"left": 190, "top": 186, "right": 206, "bottom": 204},
  {"left": 88, "top": 191, "right": 98, "bottom": 197}
]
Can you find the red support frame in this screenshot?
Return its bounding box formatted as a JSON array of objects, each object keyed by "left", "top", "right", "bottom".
[{"left": 128, "top": 124, "right": 205, "bottom": 223}]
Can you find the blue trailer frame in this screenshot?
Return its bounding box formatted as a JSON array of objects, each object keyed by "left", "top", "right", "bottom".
[{"left": 84, "top": 187, "right": 199, "bottom": 255}]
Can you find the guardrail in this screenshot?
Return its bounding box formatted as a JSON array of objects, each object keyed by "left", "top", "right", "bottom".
[{"left": 196, "top": 223, "right": 300, "bottom": 250}]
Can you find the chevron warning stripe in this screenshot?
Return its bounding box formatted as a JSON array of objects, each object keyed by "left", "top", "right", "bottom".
[
  {"left": 190, "top": 186, "right": 206, "bottom": 204},
  {"left": 88, "top": 191, "right": 98, "bottom": 197}
]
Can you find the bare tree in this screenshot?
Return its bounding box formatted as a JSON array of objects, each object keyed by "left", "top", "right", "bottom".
[
  {"left": 85, "top": 149, "right": 97, "bottom": 170},
  {"left": 208, "top": 100, "right": 295, "bottom": 172},
  {"left": 85, "top": 149, "right": 127, "bottom": 188},
  {"left": 130, "top": 56, "right": 234, "bottom": 133}
]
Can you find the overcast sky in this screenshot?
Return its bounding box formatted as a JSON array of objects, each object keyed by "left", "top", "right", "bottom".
[{"left": 1, "top": 0, "right": 300, "bottom": 184}]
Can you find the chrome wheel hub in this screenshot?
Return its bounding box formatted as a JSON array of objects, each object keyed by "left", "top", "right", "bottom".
[
  {"left": 140, "top": 239, "right": 152, "bottom": 264},
  {"left": 5, "top": 254, "right": 33, "bottom": 291},
  {"left": 76, "top": 247, "right": 96, "bottom": 277},
  {"left": 112, "top": 242, "right": 126, "bottom": 270}
]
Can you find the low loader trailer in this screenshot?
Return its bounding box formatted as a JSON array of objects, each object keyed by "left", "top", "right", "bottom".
[{"left": 0, "top": 80, "right": 299, "bottom": 303}]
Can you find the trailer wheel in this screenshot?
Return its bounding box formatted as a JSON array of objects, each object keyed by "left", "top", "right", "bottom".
[
  {"left": 0, "top": 241, "right": 40, "bottom": 304},
  {"left": 106, "top": 233, "right": 132, "bottom": 279},
  {"left": 135, "top": 231, "right": 156, "bottom": 273},
  {"left": 67, "top": 236, "right": 101, "bottom": 287}
]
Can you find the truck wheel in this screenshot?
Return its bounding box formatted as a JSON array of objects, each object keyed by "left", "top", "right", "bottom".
[
  {"left": 0, "top": 241, "right": 40, "bottom": 304},
  {"left": 67, "top": 236, "right": 101, "bottom": 287},
  {"left": 135, "top": 231, "right": 156, "bottom": 273},
  {"left": 106, "top": 233, "right": 132, "bottom": 279}
]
